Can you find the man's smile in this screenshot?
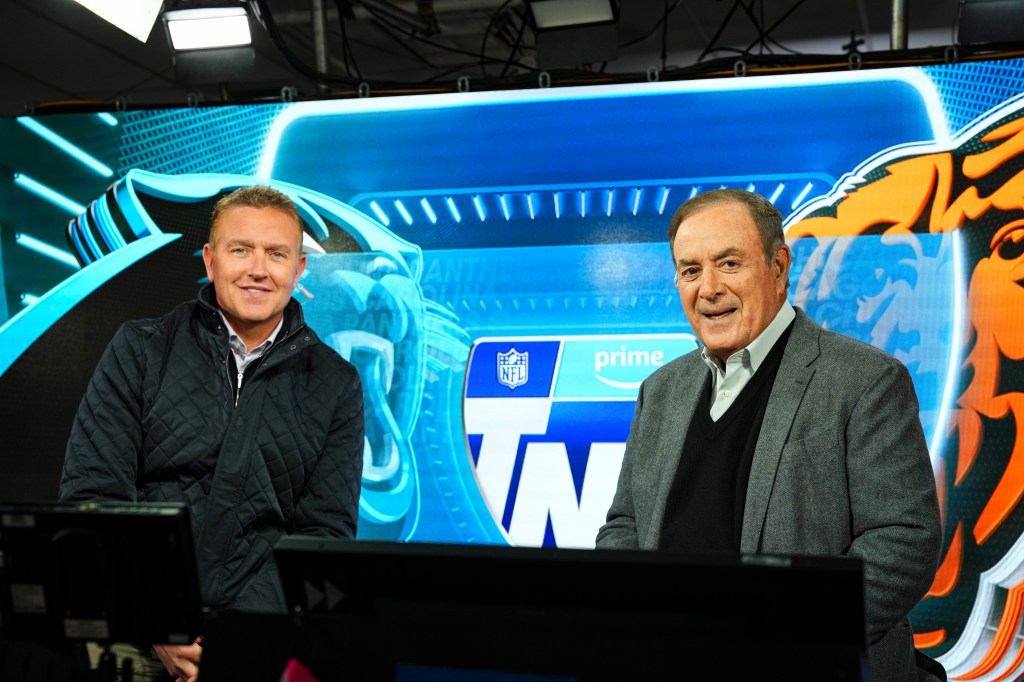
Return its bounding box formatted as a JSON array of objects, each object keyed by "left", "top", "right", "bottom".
[{"left": 702, "top": 309, "right": 735, "bottom": 320}]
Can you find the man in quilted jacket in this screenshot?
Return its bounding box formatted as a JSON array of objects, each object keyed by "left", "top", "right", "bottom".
[{"left": 59, "top": 185, "right": 365, "bottom": 682}]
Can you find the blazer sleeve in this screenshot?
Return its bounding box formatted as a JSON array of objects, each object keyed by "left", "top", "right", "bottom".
[
  {"left": 595, "top": 380, "right": 643, "bottom": 550},
  {"left": 845, "top": 357, "right": 942, "bottom": 643}
]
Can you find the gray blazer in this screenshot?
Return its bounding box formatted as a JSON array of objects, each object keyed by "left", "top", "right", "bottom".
[{"left": 596, "top": 308, "right": 942, "bottom": 681}]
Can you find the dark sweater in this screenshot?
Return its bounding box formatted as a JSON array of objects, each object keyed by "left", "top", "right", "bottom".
[{"left": 659, "top": 322, "right": 794, "bottom": 553}]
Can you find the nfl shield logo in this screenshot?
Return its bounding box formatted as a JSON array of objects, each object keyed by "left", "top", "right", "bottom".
[{"left": 497, "top": 348, "right": 528, "bottom": 389}]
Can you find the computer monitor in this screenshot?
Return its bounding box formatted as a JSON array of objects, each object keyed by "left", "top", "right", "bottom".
[
  {"left": 266, "top": 538, "right": 868, "bottom": 681},
  {"left": 0, "top": 501, "right": 204, "bottom": 646}
]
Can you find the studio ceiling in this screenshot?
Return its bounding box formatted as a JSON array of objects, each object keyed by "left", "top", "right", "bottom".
[{"left": 0, "top": 0, "right": 967, "bottom": 117}]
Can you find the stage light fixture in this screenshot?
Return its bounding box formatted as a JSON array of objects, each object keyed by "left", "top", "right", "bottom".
[
  {"left": 162, "top": 2, "right": 257, "bottom": 85},
  {"left": 524, "top": 0, "right": 620, "bottom": 69},
  {"left": 957, "top": 0, "right": 1024, "bottom": 45},
  {"left": 70, "top": 0, "right": 165, "bottom": 42},
  {"left": 163, "top": 5, "right": 252, "bottom": 51},
  {"left": 526, "top": 0, "right": 618, "bottom": 30}
]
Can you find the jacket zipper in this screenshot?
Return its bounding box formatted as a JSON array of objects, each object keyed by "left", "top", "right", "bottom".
[{"left": 229, "top": 324, "right": 305, "bottom": 407}]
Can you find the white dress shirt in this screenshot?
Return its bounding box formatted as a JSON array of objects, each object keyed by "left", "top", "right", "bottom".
[
  {"left": 700, "top": 301, "right": 795, "bottom": 421},
  {"left": 219, "top": 313, "right": 284, "bottom": 373}
]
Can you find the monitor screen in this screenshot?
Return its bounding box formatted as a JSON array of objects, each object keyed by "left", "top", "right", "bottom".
[
  {"left": 0, "top": 501, "right": 204, "bottom": 645},
  {"left": 270, "top": 537, "right": 867, "bottom": 680}
]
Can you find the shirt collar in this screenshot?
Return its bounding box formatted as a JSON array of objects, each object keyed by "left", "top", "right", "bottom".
[
  {"left": 700, "top": 301, "right": 795, "bottom": 373},
  {"left": 218, "top": 313, "right": 285, "bottom": 355}
]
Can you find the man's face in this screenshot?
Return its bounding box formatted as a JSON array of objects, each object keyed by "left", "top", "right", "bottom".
[
  {"left": 202, "top": 205, "right": 306, "bottom": 343},
  {"left": 671, "top": 201, "right": 790, "bottom": 363}
]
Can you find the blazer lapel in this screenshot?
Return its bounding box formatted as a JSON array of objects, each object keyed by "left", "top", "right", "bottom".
[{"left": 740, "top": 308, "right": 820, "bottom": 553}]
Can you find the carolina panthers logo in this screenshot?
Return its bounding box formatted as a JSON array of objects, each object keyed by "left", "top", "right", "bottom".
[{"left": 788, "top": 101, "right": 1024, "bottom": 678}]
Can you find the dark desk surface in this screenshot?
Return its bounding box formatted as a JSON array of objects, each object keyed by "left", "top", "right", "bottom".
[{"left": 200, "top": 606, "right": 868, "bottom": 682}]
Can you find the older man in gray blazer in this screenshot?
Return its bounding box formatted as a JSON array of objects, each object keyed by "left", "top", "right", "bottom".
[{"left": 596, "top": 189, "right": 942, "bottom": 681}]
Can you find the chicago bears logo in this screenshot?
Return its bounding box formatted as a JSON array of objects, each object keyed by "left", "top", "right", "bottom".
[{"left": 788, "top": 101, "right": 1024, "bottom": 678}]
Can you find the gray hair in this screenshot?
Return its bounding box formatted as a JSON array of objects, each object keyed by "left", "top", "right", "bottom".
[{"left": 667, "top": 188, "right": 784, "bottom": 262}]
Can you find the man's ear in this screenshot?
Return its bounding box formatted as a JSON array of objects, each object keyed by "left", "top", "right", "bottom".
[
  {"left": 774, "top": 243, "right": 792, "bottom": 278},
  {"left": 202, "top": 243, "right": 214, "bottom": 281},
  {"left": 774, "top": 243, "right": 793, "bottom": 293}
]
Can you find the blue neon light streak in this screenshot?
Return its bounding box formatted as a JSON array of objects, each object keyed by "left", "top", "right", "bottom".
[
  {"left": 791, "top": 182, "right": 813, "bottom": 209},
  {"left": 445, "top": 197, "right": 462, "bottom": 223},
  {"left": 746, "top": 183, "right": 756, "bottom": 192},
  {"left": 19, "top": 294, "right": 40, "bottom": 306},
  {"left": 473, "top": 195, "right": 487, "bottom": 221},
  {"left": 394, "top": 199, "right": 414, "bottom": 225},
  {"left": 605, "top": 190, "right": 614, "bottom": 217},
  {"left": 499, "top": 194, "right": 511, "bottom": 221},
  {"left": 526, "top": 193, "right": 537, "bottom": 220},
  {"left": 420, "top": 197, "right": 438, "bottom": 224},
  {"left": 97, "top": 113, "right": 118, "bottom": 126},
  {"left": 554, "top": 192, "right": 562, "bottom": 219},
  {"left": 769, "top": 183, "right": 785, "bottom": 204},
  {"left": 631, "top": 188, "right": 643, "bottom": 216},
  {"left": 16, "top": 117, "right": 113, "bottom": 178},
  {"left": 369, "top": 200, "right": 391, "bottom": 226},
  {"left": 580, "top": 191, "right": 589, "bottom": 218},
  {"left": 688, "top": 187, "right": 699, "bottom": 200},
  {"left": 13, "top": 173, "right": 86, "bottom": 215},
  {"left": 657, "top": 187, "right": 670, "bottom": 215},
  {"left": 14, "top": 233, "right": 80, "bottom": 269}
]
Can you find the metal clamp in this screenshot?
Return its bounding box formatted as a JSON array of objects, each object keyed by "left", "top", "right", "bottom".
[
  {"left": 647, "top": 66, "right": 660, "bottom": 82},
  {"left": 457, "top": 75, "right": 471, "bottom": 93},
  {"left": 538, "top": 71, "right": 551, "bottom": 88},
  {"left": 848, "top": 52, "right": 863, "bottom": 70},
  {"left": 358, "top": 82, "right": 371, "bottom": 98},
  {"left": 733, "top": 60, "right": 747, "bottom": 77},
  {"left": 280, "top": 86, "right": 298, "bottom": 103}
]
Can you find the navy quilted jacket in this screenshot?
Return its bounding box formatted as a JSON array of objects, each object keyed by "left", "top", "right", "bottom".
[{"left": 59, "top": 284, "right": 364, "bottom": 613}]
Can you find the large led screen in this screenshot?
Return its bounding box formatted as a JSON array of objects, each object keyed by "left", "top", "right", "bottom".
[{"left": 2, "top": 57, "right": 1024, "bottom": 678}]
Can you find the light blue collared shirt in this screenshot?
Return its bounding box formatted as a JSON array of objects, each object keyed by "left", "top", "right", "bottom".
[{"left": 700, "top": 301, "right": 795, "bottom": 421}]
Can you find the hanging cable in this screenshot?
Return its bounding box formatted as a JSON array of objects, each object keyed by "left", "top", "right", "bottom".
[
  {"left": 697, "top": 0, "right": 743, "bottom": 62},
  {"left": 660, "top": 0, "right": 670, "bottom": 70},
  {"left": 251, "top": 0, "right": 359, "bottom": 85},
  {"left": 479, "top": 0, "right": 518, "bottom": 77},
  {"left": 334, "top": 0, "right": 363, "bottom": 79},
  {"left": 500, "top": 7, "right": 530, "bottom": 77},
  {"left": 739, "top": 0, "right": 807, "bottom": 56},
  {"left": 614, "top": 0, "right": 679, "bottom": 48}
]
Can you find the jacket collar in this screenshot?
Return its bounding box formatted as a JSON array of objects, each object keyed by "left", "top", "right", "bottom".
[{"left": 195, "top": 283, "right": 308, "bottom": 354}]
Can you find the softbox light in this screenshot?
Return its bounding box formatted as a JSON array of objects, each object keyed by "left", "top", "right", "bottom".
[{"left": 71, "top": 0, "right": 166, "bottom": 43}]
